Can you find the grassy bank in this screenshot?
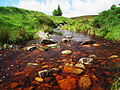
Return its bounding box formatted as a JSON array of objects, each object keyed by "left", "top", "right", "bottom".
[
  {"left": 61, "top": 5, "right": 120, "bottom": 41},
  {"left": 0, "top": 7, "right": 73, "bottom": 45}
]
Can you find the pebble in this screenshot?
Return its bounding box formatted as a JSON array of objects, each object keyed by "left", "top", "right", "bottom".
[
  {"left": 35, "top": 77, "right": 43, "bottom": 82},
  {"left": 61, "top": 50, "right": 72, "bottom": 55},
  {"left": 74, "top": 63, "right": 86, "bottom": 69},
  {"left": 108, "top": 55, "right": 118, "bottom": 59}
]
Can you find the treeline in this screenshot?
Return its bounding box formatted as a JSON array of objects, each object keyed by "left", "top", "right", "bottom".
[{"left": 0, "top": 7, "right": 72, "bottom": 45}]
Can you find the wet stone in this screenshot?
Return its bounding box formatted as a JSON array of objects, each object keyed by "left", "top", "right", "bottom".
[
  {"left": 74, "top": 63, "right": 86, "bottom": 70},
  {"left": 27, "top": 63, "right": 39, "bottom": 67},
  {"left": 78, "top": 57, "right": 94, "bottom": 65},
  {"left": 81, "top": 40, "right": 96, "bottom": 45},
  {"left": 78, "top": 75, "right": 92, "bottom": 89},
  {"left": 38, "top": 70, "right": 50, "bottom": 78},
  {"left": 108, "top": 55, "right": 119, "bottom": 59},
  {"left": 61, "top": 50, "right": 72, "bottom": 55},
  {"left": 47, "top": 44, "right": 60, "bottom": 48},
  {"left": 88, "top": 54, "right": 97, "bottom": 58},
  {"left": 63, "top": 66, "right": 84, "bottom": 74},
  {"left": 35, "top": 77, "right": 43, "bottom": 82},
  {"left": 23, "top": 46, "right": 36, "bottom": 51},
  {"left": 58, "top": 76, "right": 77, "bottom": 90},
  {"left": 61, "top": 38, "right": 71, "bottom": 43}
]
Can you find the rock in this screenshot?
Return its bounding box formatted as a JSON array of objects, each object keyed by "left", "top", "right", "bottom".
[
  {"left": 61, "top": 50, "right": 72, "bottom": 55},
  {"left": 93, "top": 43, "right": 101, "bottom": 46},
  {"left": 65, "top": 63, "right": 74, "bottom": 67},
  {"left": 108, "top": 55, "right": 119, "bottom": 59},
  {"left": 41, "top": 39, "right": 56, "bottom": 45},
  {"left": 47, "top": 44, "right": 60, "bottom": 48},
  {"left": 78, "top": 57, "right": 94, "bottom": 65},
  {"left": 78, "top": 75, "right": 92, "bottom": 89},
  {"left": 38, "top": 70, "right": 49, "bottom": 78},
  {"left": 44, "top": 77, "right": 52, "bottom": 83},
  {"left": 61, "top": 38, "right": 71, "bottom": 43},
  {"left": 58, "top": 77, "right": 77, "bottom": 90},
  {"left": 88, "top": 54, "right": 97, "bottom": 58},
  {"left": 37, "top": 31, "right": 49, "bottom": 39},
  {"left": 63, "top": 66, "right": 84, "bottom": 74},
  {"left": 27, "top": 63, "right": 39, "bottom": 67},
  {"left": 35, "top": 77, "right": 43, "bottom": 82},
  {"left": 74, "top": 63, "right": 86, "bottom": 70},
  {"left": 81, "top": 40, "right": 96, "bottom": 45},
  {"left": 51, "top": 68, "right": 60, "bottom": 72},
  {"left": 37, "top": 46, "right": 48, "bottom": 51},
  {"left": 23, "top": 46, "right": 36, "bottom": 51},
  {"left": 10, "top": 83, "right": 19, "bottom": 88},
  {"left": 65, "top": 35, "right": 73, "bottom": 39}
]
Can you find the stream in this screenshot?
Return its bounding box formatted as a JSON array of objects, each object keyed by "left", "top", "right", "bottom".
[{"left": 0, "top": 29, "right": 120, "bottom": 90}]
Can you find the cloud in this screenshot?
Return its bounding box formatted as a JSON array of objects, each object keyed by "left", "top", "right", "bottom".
[{"left": 17, "top": 0, "right": 120, "bottom": 17}]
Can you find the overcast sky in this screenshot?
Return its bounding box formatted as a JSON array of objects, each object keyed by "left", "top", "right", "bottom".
[{"left": 0, "top": 0, "right": 120, "bottom": 17}]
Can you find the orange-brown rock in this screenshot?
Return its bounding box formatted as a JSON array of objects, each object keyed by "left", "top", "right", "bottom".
[
  {"left": 10, "top": 83, "right": 19, "bottom": 88},
  {"left": 63, "top": 66, "right": 83, "bottom": 74},
  {"left": 58, "top": 77, "right": 77, "bottom": 90},
  {"left": 78, "top": 75, "right": 92, "bottom": 89}
]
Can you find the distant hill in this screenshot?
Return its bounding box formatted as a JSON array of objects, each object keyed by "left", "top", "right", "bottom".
[{"left": 71, "top": 15, "right": 97, "bottom": 20}]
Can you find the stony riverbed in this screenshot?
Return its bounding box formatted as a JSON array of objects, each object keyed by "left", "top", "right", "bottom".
[{"left": 0, "top": 29, "right": 120, "bottom": 90}]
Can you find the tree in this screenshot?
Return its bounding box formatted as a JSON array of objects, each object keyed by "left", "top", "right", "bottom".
[
  {"left": 53, "top": 5, "right": 62, "bottom": 16},
  {"left": 111, "top": 5, "right": 116, "bottom": 10}
]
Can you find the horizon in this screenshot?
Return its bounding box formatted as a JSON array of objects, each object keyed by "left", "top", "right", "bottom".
[{"left": 0, "top": 0, "right": 120, "bottom": 17}]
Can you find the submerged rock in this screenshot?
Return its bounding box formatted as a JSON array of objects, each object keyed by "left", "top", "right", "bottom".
[
  {"left": 35, "top": 77, "right": 43, "bottom": 82},
  {"left": 74, "top": 63, "right": 86, "bottom": 70},
  {"left": 78, "top": 75, "right": 92, "bottom": 89},
  {"left": 63, "top": 66, "right": 84, "bottom": 74},
  {"left": 78, "top": 57, "right": 93, "bottom": 65},
  {"left": 58, "top": 76, "right": 77, "bottom": 90},
  {"left": 61, "top": 50, "right": 72, "bottom": 55}
]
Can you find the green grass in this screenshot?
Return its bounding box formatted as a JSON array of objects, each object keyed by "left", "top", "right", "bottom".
[
  {"left": 61, "top": 5, "right": 120, "bottom": 41},
  {"left": 0, "top": 6, "right": 72, "bottom": 45}
]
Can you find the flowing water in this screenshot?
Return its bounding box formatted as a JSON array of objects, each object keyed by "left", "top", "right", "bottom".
[{"left": 0, "top": 29, "right": 120, "bottom": 90}]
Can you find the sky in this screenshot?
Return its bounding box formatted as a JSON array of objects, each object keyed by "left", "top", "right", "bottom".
[{"left": 0, "top": 0, "right": 120, "bottom": 17}]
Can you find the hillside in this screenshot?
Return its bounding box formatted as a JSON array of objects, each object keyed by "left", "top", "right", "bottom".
[
  {"left": 0, "top": 7, "right": 72, "bottom": 45},
  {"left": 61, "top": 5, "right": 120, "bottom": 41},
  {"left": 71, "top": 15, "right": 97, "bottom": 20}
]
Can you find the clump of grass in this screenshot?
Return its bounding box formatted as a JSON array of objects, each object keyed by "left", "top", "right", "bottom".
[{"left": 111, "top": 77, "right": 120, "bottom": 90}]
